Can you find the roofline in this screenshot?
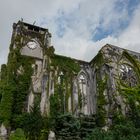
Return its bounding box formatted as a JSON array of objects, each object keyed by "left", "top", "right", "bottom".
[
  {"left": 54, "top": 54, "right": 89, "bottom": 64},
  {"left": 13, "top": 21, "right": 140, "bottom": 63},
  {"left": 16, "top": 20, "right": 49, "bottom": 32},
  {"left": 89, "top": 43, "right": 140, "bottom": 64},
  {"left": 55, "top": 43, "right": 140, "bottom": 65},
  {"left": 107, "top": 44, "right": 140, "bottom": 55}
]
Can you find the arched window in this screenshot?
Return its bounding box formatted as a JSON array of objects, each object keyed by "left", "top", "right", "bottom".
[
  {"left": 79, "top": 74, "right": 86, "bottom": 96},
  {"left": 119, "top": 64, "right": 137, "bottom": 87},
  {"left": 78, "top": 72, "right": 88, "bottom": 115}
]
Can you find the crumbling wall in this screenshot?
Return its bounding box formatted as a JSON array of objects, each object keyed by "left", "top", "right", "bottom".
[
  {"left": 1, "top": 21, "right": 140, "bottom": 139},
  {"left": 89, "top": 44, "right": 140, "bottom": 128}
]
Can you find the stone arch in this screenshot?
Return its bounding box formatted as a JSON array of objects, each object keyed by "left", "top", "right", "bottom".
[{"left": 77, "top": 70, "right": 89, "bottom": 115}]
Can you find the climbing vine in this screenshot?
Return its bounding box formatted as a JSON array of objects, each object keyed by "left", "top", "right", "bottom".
[
  {"left": 0, "top": 34, "right": 34, "bottom": 129},
  {"left": 96, "top": 73, "right": 107, "bottom": 127},
  {"left": 51, "top": 54, "right": 80, "bottom": 73}
]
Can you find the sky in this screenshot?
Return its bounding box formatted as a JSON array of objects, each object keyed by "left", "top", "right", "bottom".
[{"left": 0, "top": 0, "right": 140, "bottom": 65}]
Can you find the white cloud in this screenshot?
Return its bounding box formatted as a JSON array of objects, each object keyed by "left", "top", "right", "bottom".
[
  {"left": 118, "top": 5, "right": 140, "bottom": 50},
  {"left": 0, "top": 0, "right": 140, "bottom": 66}
]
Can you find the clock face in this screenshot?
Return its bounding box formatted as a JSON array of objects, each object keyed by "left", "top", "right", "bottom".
[{"left": 27, "top": 40, "right": 39, "bottom": 49}]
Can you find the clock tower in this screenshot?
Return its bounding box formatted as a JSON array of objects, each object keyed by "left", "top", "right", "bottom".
[
  {"left": 11, "top": 21, "right": 53, "bottom": 114},
  {"left": 12, "top": 21, "right": 52, "bottom": 58}
]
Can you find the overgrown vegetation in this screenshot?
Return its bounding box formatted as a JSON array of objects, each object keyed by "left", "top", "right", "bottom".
[
  {"left": 0, "top": 29, "right": 140, "bottom": 140},
  {"left": 51, "top": 54, "right": 80, "bottom": 73},
  {"left": 86, "top": 121, "right": 140, "bottom": 140},
  {"left": 0, "top": 41, "right": 34, "bottom": 127},
  {"left": 9, "top": 128, "right": 26, "bottom": 140},
  {"left": 85, "top": 50, "right": 140, "bottom": 140},
  {"left": 90, "top": 51, "right": 104, "bottom": 68},
  {"left": 96, "top": 74, "right": 107, "bottom": 127}
]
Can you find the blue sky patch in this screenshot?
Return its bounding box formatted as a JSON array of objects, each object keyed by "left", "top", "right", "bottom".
[{"left": 92, "top": 0, "right": 140, "bottom": 41}]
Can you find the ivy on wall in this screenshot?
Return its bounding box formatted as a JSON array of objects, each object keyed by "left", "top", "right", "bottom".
[
  {"left": 51, "top": 54, "right": 80, "bottom": 73},
  {"left": 0, "top": 34, "right": 34, "bottom": 129},
  {"left": 90, "top": 51, "right": 104, "bottom": 68},
  {"left": 1, "top": 21, "right": 140, "bottom": 140},
  {"left": 96, "top": 73, "right": 107, "bottom": 127}
]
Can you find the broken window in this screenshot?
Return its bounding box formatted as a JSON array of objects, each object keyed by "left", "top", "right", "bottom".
[
  {"left": 28, "top": 26, "right": 33, "bottom": 31},
  {"left": 79, "top": 74, "right": 86, "bottom": 95},
  {"left": 28, "top": 26, "right": 39, "bottom": 32},
  {"left": 119, "top": 64, "right": 137, "bottom": 87}
]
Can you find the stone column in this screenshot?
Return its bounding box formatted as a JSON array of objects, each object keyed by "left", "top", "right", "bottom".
[
  {"left": 48, "top": 131, "right": 55, "bottom": 140},
  {"left": 0, "top": 124, "right": 7, "bottom": 140}
]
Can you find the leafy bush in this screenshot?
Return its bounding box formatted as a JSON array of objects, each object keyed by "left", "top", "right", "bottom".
[
  {"left": 9, "top": 128, "right": 26, "bottom": 140},
  {"left": 22, "top": 105, "right": 43, "bottom": 140},
  {"left": 86, "top": 122, "right": 140, "bottom": 140}
]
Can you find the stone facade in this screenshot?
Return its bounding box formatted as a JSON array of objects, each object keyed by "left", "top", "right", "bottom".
[
  {"left": 1, "top": 21, "right": 140, "bottom": 139},
  {"left": 10, "top": 21, "right": 140, "bottom": 116}
]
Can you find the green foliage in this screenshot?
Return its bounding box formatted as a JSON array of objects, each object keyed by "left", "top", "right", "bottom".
[
  {"left": 0, "top": 84, "right": 16, "bottom": 126},
  {"left": 112, "top": 110, "right": 126, "bottom": 125},
  {"left": 96, "top": 75, "right": 107, "bottom": 127},
  {"left": 12, "top": 56, "right": 33, "bottom": 115},
  {"left": 49, "top": 85, "right": 65, "bottom": 131},
  {"left": 50, "top": 74, "right": 72, "bottom": 116},
  {"left": 38, "top": 117, "right": 50, "bottom": 140},
  {"left": 49, "top": 113, "right": 96, "bottom": 140},
  {"left": 45, "top": 46, "right": 55, "bottom": 56},
  {"left": 90, "top": 51, "right": 104, "bottom": 68},
  {"left": 127, "top": 99, "right": 140, "bottom": 128},
  {"left": 12, "top": 110, "right": 48, "bottom": 140},
  {"left": 54, "top": 113, "right": 81, "bottom": 140},
  {"left": 118, "top": 50, "right": 140, "bottom": 128},
  {"left": 0, "top": 64, "right": 7, "bottom": 102},
  {"left": 0, "top": 64, "right": 7, "bottom": 80},
  {"left": 0, "top": 35, "right": 33, "bottom": 128},
  {"left": 89, "top": 50, "right": 140, "bottom": 140},
  {"left": 50, "top": 93, "right": 61, "bottom": 119},
  {"left": 51, "top": 54, "right": 80, "bottom": 73},
  {"left": 0, "top": 48, "right": 18, "bottom": 126},
  {"left": 80, "top": 116, "right": 96, "bottom": 138},
  {"left": 86, "top": 122, "right": 140, "bottom": 140},
  {"left": 21, "top": 105, "right": 43, "bottom": 140},
  {"left": 9, "top": 128, "right": 27, "bottom": 140},
  {"left": 1, "top": 29, "right": 140, "bottom": 140}
]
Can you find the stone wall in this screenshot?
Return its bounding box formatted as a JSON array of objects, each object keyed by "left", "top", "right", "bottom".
[{"left": 1, "top": 21, "right": 140, "bottom": 139}]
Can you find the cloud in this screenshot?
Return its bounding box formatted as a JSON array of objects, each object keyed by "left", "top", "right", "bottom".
[
  {"left": 118, "top": 5, "right": 140, "bottom": 50},
  {"left": 46, "top": 0, "right": 140, "bottom": 61},
  {"left": 0, "top": 0, "right": 140, "bottom": 66}
]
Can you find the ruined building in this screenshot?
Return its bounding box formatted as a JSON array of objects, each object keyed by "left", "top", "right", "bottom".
[{"left": 0, "top": 21, "right": 140, "bottom": 139}]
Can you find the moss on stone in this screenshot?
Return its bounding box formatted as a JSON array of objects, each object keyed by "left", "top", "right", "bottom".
[
  {"left": 51, "top": 54, "right": 80, "bottom": 74},
  {"left": 0, "top": 35, "right": 34, "bottom": 127},
  {"left": 96, "top": 74, "right": 107, "bottom": 127},
  {"left": 90, "top": 51, "right": 104, "bottom": 68}
]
